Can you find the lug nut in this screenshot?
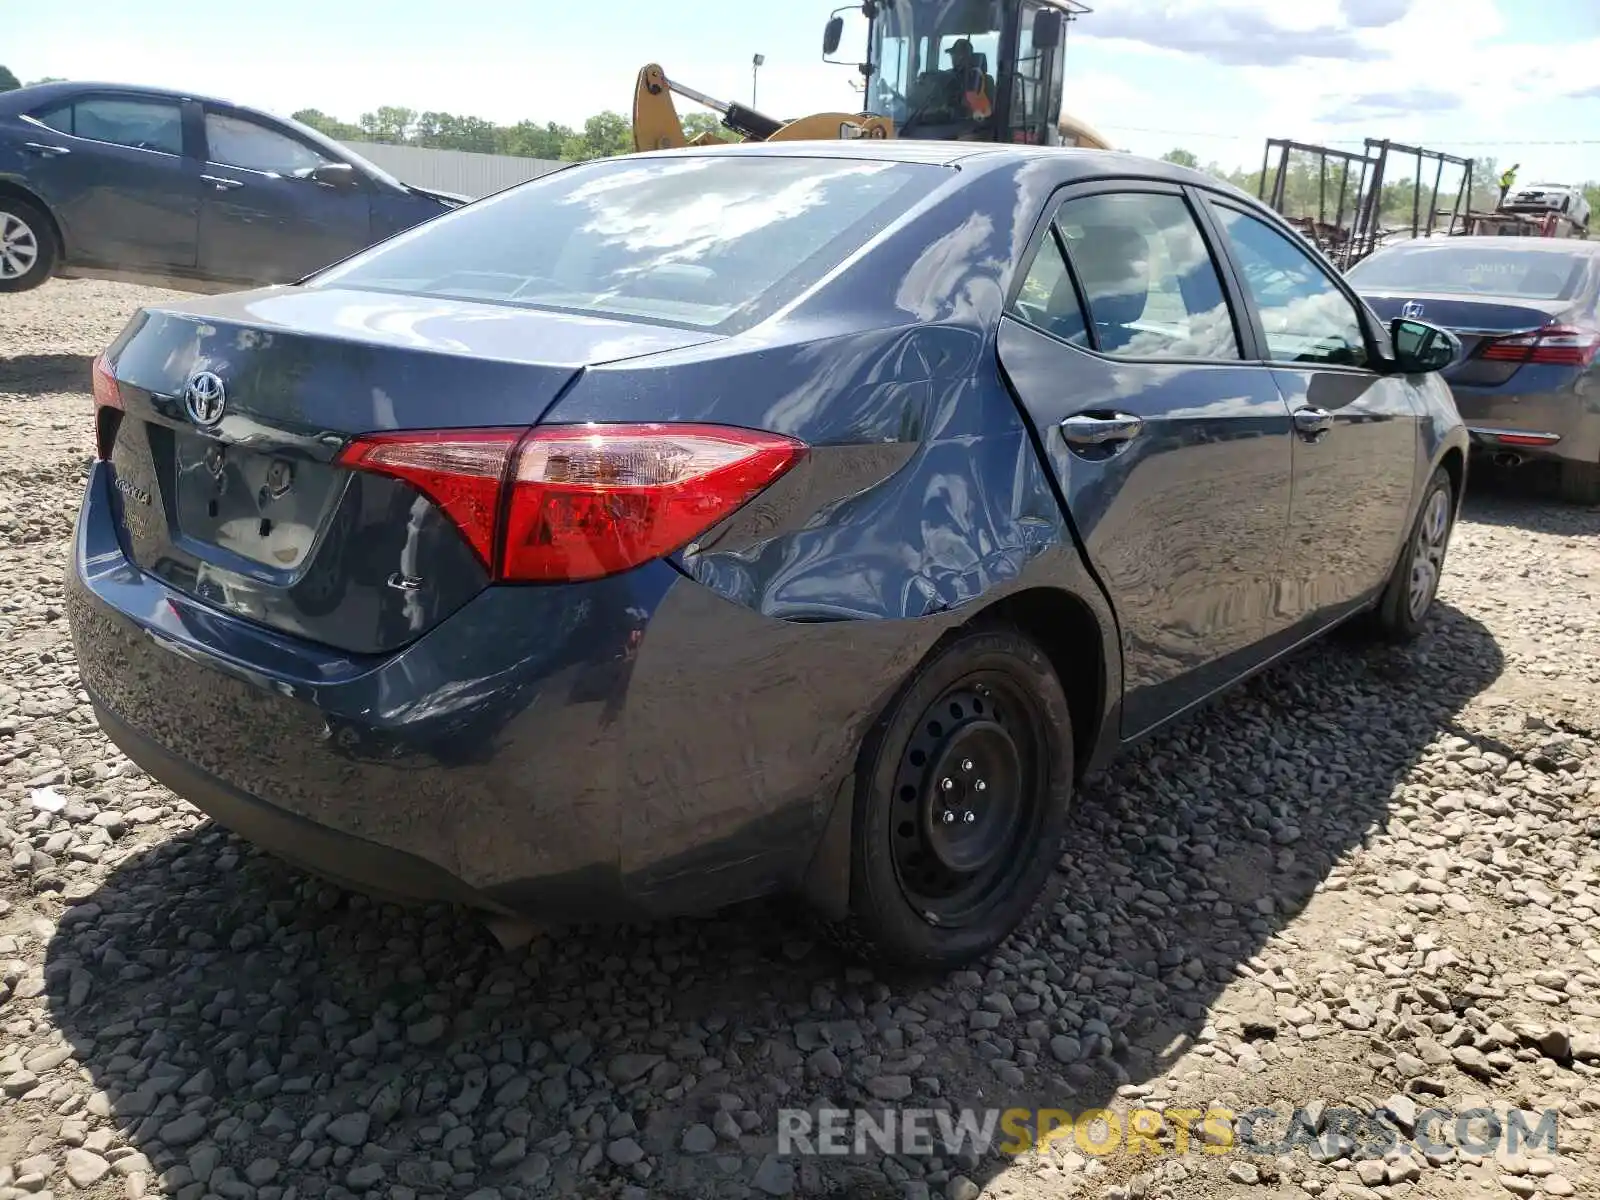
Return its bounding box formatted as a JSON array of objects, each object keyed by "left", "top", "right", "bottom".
[
  {"left": 975, "top": 780, "right": 987, "bottom": 792},
  {"left": 963, "top": 812, "right": 976, "bottom": 824},
  {"left": 942, "top": 810, "right": 955, "bottom": 823},
  {"left": 961, "top": 759, "right": 974, "bottom": 771},
  {"left": 941, "top": 778, "right": 954, "bottom": 791}
]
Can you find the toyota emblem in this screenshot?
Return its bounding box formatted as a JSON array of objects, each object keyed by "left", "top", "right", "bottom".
[
  {"left": 1400, "top": 300, "right": 1425, "bottom": 319},
  {"left": 183, "top": 370, "right": 227, "bottom": 427}
]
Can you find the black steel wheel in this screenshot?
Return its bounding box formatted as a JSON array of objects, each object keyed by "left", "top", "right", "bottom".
[
  {"left": 832, "top": 625, "right": 1074, "bottom": 969},
  {"left": 888, "top": 678, "right": 1044, "bottom": 928}
]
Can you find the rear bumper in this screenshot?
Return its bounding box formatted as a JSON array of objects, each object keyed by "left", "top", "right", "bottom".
[
  {"left": 67, "top": 463, "right": 913, "bottom": 923},
  {"left": 1450, "top": 384, "right": 1600, "bottom": 467},
  {"left": 90, "top": 700, "right": 499, "bottom": 911}
]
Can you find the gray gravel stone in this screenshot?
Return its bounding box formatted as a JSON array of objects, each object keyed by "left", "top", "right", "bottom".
[
  {"left": 65, "top": 1149, "right": 111, "bottom": 1188},
  {"left": 158, "top": 1114, "right": 208, "bottom": 1146},
  {"left": 606, "top": 1138, "right": 644, "bottom": 1166},
  {"left": 681, "top": 1124, "right": 718, "bottom": 1154},
  {"left": 325, "top": 1113, "right": 371, "bottom": 1147},
  {"left": 753, "top": 1155, "right": 796, "bottom": 1196}
]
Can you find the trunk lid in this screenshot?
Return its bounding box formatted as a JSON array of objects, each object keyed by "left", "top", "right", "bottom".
[
  {"left": 104, "top": 286, "right": 719, "bottom": 655},
  {"left": 1357, "top": 290, "right": 1574, "bottom": 387}
]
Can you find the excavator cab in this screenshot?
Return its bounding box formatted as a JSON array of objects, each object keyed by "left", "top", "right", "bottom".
[{"left": 825, "top": 0, "right": 1083, "bottom": 145}]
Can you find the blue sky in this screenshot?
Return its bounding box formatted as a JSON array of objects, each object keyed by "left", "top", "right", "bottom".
[{"left": 11, "top": 0, "right": 1600, "bottom": 183}]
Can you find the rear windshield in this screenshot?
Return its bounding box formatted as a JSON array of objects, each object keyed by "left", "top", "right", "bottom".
[
  {"left": 1347, "top": 244, "right": 1590, "bottom": 301},
  {"left": 309, "top": 155, "right": 941, "bottom": 332}
]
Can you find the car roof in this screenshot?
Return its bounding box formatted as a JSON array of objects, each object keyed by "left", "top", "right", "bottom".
[
  {"left": 628, "top": 138, "right": 1244, "bottom": 191},
  {"left": 0, "top": 78, "right": 274, "bottom": 122}
]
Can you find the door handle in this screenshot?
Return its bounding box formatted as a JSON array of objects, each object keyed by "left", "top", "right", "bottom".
[
  {"left": 1293, "top": 407, "right": 1334, "bottom": 439},
  {"left": 1060, "top": 412, "right": 1144, "bottom": 447},
  {"left": 200, "top": 175, "right": 245, "bottom": 191},
  {"left": 22, "top": 142, "right": 71, "bottom": 158}
]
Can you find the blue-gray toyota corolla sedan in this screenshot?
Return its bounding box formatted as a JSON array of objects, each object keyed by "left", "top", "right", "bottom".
[{"left": 68, "top": 142, "right": 1470, "bottom": 968}]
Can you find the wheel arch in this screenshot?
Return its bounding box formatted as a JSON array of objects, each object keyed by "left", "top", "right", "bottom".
[
  {"left": 1437, "top": 443, "right": 1465, "bottom": 512},
  {"left": 963, "top": 585, "right": 1109, "bottom": 780},
  {"left": 799, "top": 579, "right": 1116, "bottom": 921}
]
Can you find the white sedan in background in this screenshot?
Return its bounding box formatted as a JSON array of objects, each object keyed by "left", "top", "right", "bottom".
[{"left": 1502, "top": 182, "right": 1591, "bottom": 228}]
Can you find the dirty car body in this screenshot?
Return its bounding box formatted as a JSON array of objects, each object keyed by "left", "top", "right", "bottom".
[{"left": 68, "top": 143, "right": 1469, "bottom": 966}]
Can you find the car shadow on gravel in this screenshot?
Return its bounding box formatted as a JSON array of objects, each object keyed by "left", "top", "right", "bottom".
[
  {"left": 42, "top": 601, "right": 1503, "bottom": 1199},
  {"left": 1462, "top": 460, "right": 1600, "bottom": 529},
  {"left": 1460, "top": 479, "right": 1600, "bottom": 534},
  {"left": 0, "top": 353, "right": 93, "bottom": 396}
]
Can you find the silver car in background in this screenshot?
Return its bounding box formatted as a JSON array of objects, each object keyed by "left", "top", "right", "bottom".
[{"left": 1349, "top": 236, "right": 1600, "bottom": 504}]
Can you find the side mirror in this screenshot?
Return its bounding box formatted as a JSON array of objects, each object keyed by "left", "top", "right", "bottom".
[
  {"left": 823, "top": 16, "right": 844, "bottom": 56},
  {"left": 1389, "top": 318, "right": 1460, "bottom": 374},
  {"left": 302, "top": 162, "right": 360, "bottom": 190},
  {"left": 1033, "top": 10, "right": 1064, "bottom": 48}
]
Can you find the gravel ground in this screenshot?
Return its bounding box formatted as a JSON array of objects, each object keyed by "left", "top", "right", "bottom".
[{"left": 2, "top": 277, "right": 1599, "bottom": 1200}]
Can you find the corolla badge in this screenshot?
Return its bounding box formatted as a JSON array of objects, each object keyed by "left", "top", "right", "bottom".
[
  {"left": 183, "top": 370, "right": 227, "bottom": 427},
  {"left": 1400, "top": 300, "right": 1425, "bottom": 319}
]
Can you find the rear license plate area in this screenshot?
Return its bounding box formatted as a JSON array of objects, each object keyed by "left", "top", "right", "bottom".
[{"left": 172, "top": 428, "right": 340, "bottom": 572}]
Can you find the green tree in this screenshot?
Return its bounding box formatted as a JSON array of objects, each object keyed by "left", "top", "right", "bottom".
[
  {"left": 0, "top": 65, "right": 20, "bottom": 92},
  {"left": 682, "top": 112, "right": 738, "bottom": 143},
  {"left": 413, "top": 111, "right": 500, "bottom": 153},
  {"left": 27, "top": 76, "right": 66, "bottom": 86},
  {"left": 497, "top": 120, "right": 576, "bottom": 159},
  {"left": 1467, "top": 155, "right": 1500, "bottom": 212},
  {"left": 560, "top": 111, "right": 632, "bottom": 161},
  {"left": 358, "top": 106, "right": 418, "bottom": 145},
  {"left": 1160, "top": 148, "right": 1198, "bottom": 169},
  {"left": 291, "top": 108, "right": 365, "bottom": 141}
]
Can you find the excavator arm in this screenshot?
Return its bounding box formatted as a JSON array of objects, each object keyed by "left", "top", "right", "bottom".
[{"left": 632, "top": 63, "right": 893, "bottom": 154}]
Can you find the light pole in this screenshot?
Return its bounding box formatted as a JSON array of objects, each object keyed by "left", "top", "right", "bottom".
[{"left": 752, "top": 53, "right": 765, "bottom": 109}]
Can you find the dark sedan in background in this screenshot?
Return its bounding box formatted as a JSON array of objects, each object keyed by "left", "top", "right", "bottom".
[
  {"left": 70, "top": 143, "right": 1467, "bottom": 969},
  {"left": 1349, "top": 236, "right": 1600, "bottom": 504},
  {"left": 0, "top": 81, "right": 463, "bottom": 294}
]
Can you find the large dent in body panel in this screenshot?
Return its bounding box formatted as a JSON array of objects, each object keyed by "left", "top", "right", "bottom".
[
  {"left": 676, "top": 324, "right": 1067, "bottom": 621},
  {"left": 685, "top": 419, "right": 1062, "bottom": 621},
  {"left": 548, "top": 162, "right": 1077, "bottom": 625}
]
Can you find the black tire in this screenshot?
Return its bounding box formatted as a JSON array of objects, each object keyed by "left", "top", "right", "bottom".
[
  {"left": 1367, "top": 466, "right": 1455, "bottom": 642},
  {"left": 0, "top": 196, "right": 57, "bottom": 293},
  {"left": 1559, "top": 458, "right": 1600, "bottom": 506},
  {"left": 825, "top": 626, "right": 1074, "bottom": 970}
]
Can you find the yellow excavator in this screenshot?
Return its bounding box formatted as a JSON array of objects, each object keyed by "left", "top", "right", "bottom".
[{"left": 633, "top": 0, "right": 1113, "bottom": 154}]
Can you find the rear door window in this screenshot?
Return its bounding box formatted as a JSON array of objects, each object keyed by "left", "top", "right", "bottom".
[
  {"left": 1009, "top": 225, "right": 1090, "bottom": 346},
  {"left": 310, "top": 155, "right": 941, "bottom": 332},
  {"left": 36, "top": 97, "right": 185, "bottom": 155},
  {"left": 1051, "top": 191, "right": 1241, "bottom": 360}
]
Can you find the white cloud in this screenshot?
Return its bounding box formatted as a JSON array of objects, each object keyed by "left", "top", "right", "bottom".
[{"left": 1072, "top": 0, "right": 1600, "bottom": 179}]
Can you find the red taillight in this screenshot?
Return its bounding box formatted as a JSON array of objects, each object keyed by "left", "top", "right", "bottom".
[
  {"left": 91, "top": 353, "right": 122, "bottom": 410},
  {"left": 338, "top": 423, "right": 805, "bottom": 582},
  {"left": 1492, "top": 432, "right": 1561, "bottom": 447},
  {"left": 91, "top": 353, "right": 122, "bottom": 460},
  {"left": 336, "top": 430, "right": 520, "bottom": 569},
  {"left": 1479, "top": 324, "right": 1600, "bottom": 367}
]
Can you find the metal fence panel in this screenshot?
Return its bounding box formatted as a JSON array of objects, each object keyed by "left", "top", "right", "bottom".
[{"left": 339, "top": 142, "right": 565, "bottom": 199}]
